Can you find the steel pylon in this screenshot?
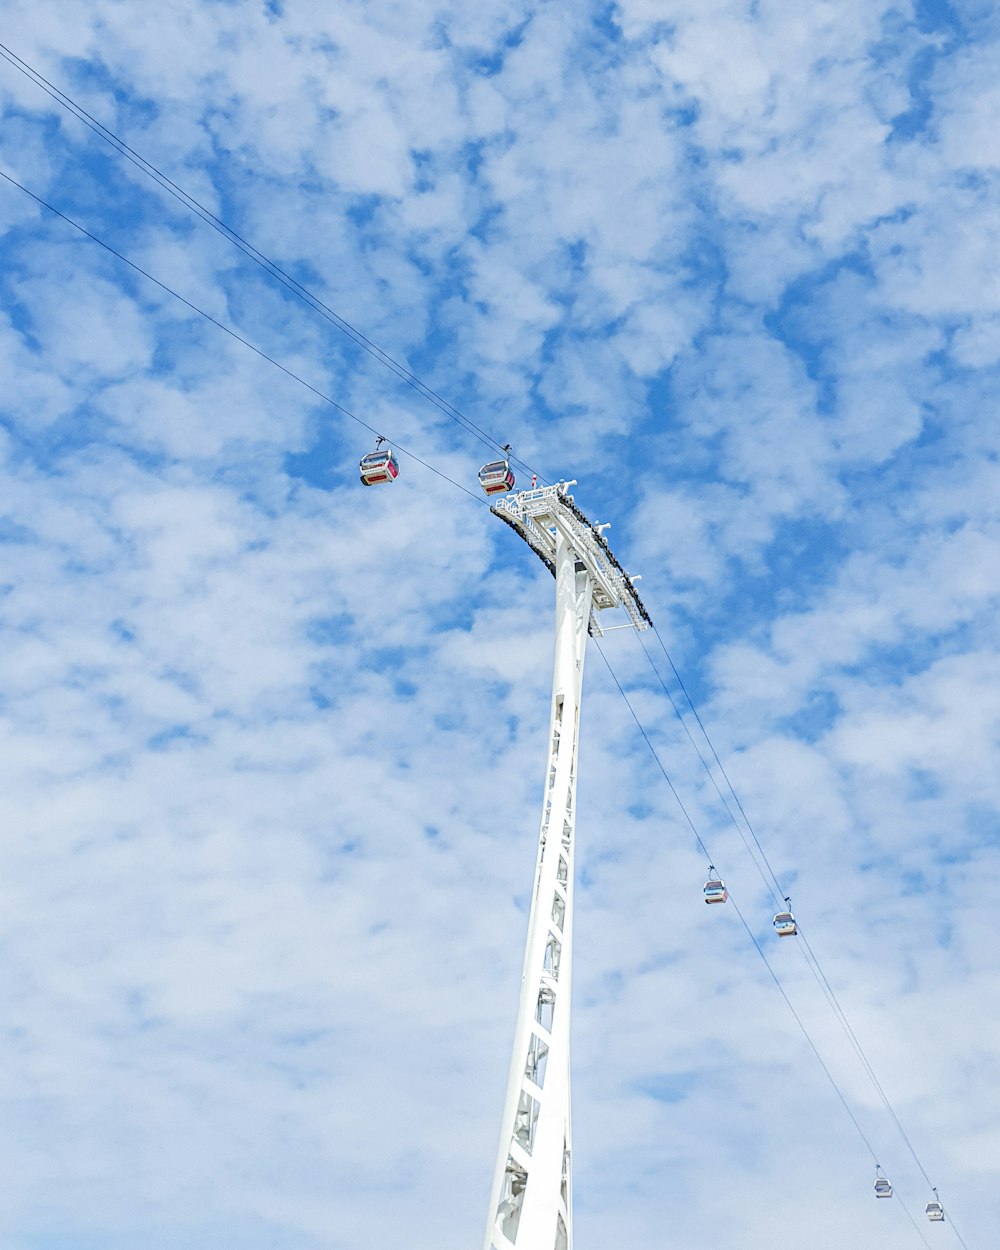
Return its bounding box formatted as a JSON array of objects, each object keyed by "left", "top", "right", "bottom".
[{"left": 483, "top": 484, "right": 650, "bottom": 1250}]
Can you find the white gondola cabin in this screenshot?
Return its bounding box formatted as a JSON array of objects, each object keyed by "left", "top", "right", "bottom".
[
  {"left": 478, "top": 444, "right": 515, "bottom": 496},
  {"left": 704, "top": 870, "right": 728, "bottom": 904},
  {"left": 926, "top": 1191, "right": 944, "bottom": 1222},
  {"left": 874, "top": 1169, "right": 892, "bottom": 1199},
  {"left": 773, "top": 900, "right": 798, "bottom": 937},
  {"left": 359, "top": 438, "right": 399, "bottom": 486}
]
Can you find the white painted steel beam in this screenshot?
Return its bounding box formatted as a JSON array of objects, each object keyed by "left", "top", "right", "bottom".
[{"left": 483, "top": 484, "right": 648, "bottom": 1250}]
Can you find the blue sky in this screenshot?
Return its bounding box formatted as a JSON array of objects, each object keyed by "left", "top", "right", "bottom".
[{"left": 1, "top": 2, "right": 998, "bottom": 1247}]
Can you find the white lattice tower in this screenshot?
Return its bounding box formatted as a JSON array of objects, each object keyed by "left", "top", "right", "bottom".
[{"left": 483, "top": 484, "right": 650, "bottom": 1250}]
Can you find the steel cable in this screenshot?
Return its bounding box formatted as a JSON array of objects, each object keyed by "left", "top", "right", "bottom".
[
  {"left": 595, "top": 640, "right": 939, "bottom": 1250},
  {"left": 0, "top": 166, "right": 487, "bottom": 507},
  {"left": 0, "top": 157, "right": 970, "bottom": 1250},
  {"left": 0, "top": 40, "right": 549, "bottom": 486},
  {"left": 628, "top": 625, "right": 971, "bottom": 1249}
]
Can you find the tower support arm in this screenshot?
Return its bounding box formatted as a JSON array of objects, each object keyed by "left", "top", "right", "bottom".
[{"left": 491, "top": 485, "right": 651, "bottom": 633}]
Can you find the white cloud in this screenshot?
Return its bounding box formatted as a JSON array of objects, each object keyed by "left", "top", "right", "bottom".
[{"left": 1, "top": 1, "right": 999, "bottom": 1246}]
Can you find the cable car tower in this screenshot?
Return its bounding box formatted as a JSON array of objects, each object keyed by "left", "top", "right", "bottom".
[{"left": 483, "top": 480, "right": 651, "bottom": 1250}]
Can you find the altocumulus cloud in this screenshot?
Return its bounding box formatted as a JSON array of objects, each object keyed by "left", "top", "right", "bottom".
[{"left": 0, "top": 2, "right": 998, "bottom": 1248}]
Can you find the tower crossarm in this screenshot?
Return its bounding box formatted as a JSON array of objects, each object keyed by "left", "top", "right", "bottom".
[{"left": 491, "top": 483, "right": 652, "bottom": 633}]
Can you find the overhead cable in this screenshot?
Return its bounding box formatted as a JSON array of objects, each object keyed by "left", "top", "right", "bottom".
[
  {"left": 594, "top": 639, "right": 939, "bottom": 1250},
  {"left": 628, "top": 626, "right": 971, "bottom": 1250},
  {"left": 0, "top": 166, "right": 485, "bottom": 507},
  {"left": 0, "top": 40, "right": 549, "bottom": 486},
  {"left": 0, "top": 156, "right": 969, "bottom": 1250}
]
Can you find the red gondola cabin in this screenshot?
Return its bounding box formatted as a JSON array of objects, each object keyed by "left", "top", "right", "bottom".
[
  {"left": 478, "top": 446, "right": 516, "bottom": 496},
  {"left": 359, "top": 443, "right": 399, "bottom": 486}
]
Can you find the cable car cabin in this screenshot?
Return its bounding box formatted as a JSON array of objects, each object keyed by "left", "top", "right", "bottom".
[
  {"left": 703, "top": 878, "right": 728, "bottom": 904},
  {"left": 773, "top": 911, "right": 798, "bottom": 937},
  {"left": 926, "top": 1200, "right": 944, "bottom": 1222},
  {"left": 874, "top": 1177, "right": 893, "bottom": 1199},
  {"left": 359, "top": 447, "right": 399, "bottom": 486},
  {"left": 478, "top": 458, "right": 515, "bottom": 496}
]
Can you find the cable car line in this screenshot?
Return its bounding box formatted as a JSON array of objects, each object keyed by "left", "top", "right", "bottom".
[
  {"left": 2, "top": 154, "right": 970, "bottom": 1246},
  {"left": 635, "top": 625, "right": 910, "bottom": 1075},
  {"left": 0, "top": 166, "right": 487, "bottom": 508},
  {"left": 634, "top": 630, "right": 787, "bottom": 906},
  {"left": 636, "top": 629, "right": 788, "bottom": 905},
  {"left": 629, "top": 630, "right": 895, "bottom": 1092},
  {"left": 632, "top": 629, "right": 881, "bottom": 1061},
  {"left": 631, "top": 625, "right": 971, "bottom": 1246},
  {"left": 0, "top": 40, "right": 549, "bottom": 488},
  {"left": 594, "top": 640, "right": 947, "bottom": 1250},
  {"left": 597, "top": 637, "right": 878, "bottom": 1154}
]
